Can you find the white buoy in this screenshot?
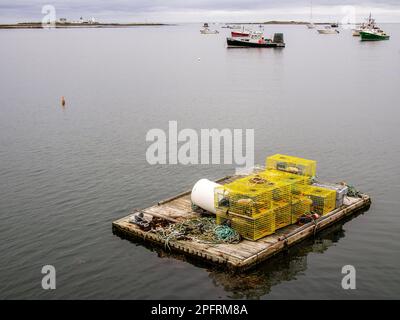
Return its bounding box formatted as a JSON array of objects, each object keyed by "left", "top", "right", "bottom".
[{"left": 191, "top": 179, "right": 221, "bottom": 214}]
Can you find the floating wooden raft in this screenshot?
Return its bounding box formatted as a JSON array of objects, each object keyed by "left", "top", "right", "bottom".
[{"left": 112, "top": 176, "right": 371, "bottom": 270}]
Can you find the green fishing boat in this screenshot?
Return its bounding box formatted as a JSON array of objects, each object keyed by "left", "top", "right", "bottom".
[{"left": 360, "top": 29, "right": 390, "bottom": 41}]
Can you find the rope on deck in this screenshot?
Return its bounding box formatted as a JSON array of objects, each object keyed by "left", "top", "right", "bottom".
[
  {"left": 151, "top": 217, "right": 240, "bottom": 250},
  {"left": 346, "top": 185, "right": 362, "bottom": 198}
]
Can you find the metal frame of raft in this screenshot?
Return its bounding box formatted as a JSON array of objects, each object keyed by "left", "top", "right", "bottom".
[{"left": 112, "top": 175, "right": 371, "bottom": 270}]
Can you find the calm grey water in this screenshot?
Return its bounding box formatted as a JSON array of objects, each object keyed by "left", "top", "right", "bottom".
[{"left": 0, "top": 23, "right": 400, "bottom": 299}]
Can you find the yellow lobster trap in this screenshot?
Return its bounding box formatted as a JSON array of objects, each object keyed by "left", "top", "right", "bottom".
[
  {"left": 214, "top": 174, "right": 291, "bottom": 217},
  {"left": 266, "top": 154, "right": 317, "bottom": 178},
  {"left": 299, "top": 185, "right": 336, "bottom": 215},
  {"left": 291, "top": 195, "right": 312, "bottom": 223},
  {"left": 229, "top": 210, "right": 275, "bottom": 241},
  {"left": 216, "top": 201, "right": 292, "bottom": 240},
  {"left": 235, "top": 174, "right": 292, "bottom": 202},
  {"left": 259, "top": 169, "right": 311, "bottom": 195},
  {"left": 273, "top": 201, "right": 292, "bottom": 230},
  {"left": 214, "top": 182, "right": 271, "bottom": 217},
  {"left": 215, "top": 208, "right": 229, "bottom": 225}
]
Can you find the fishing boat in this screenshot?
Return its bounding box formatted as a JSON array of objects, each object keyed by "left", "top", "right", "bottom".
[
  {"left": 227, "top": 32, "right": 285, "bottom": 48},
  {"left": 231, "top": 30, "right": 250, "bottom": 37},
  {"left": 317, "top": 26, "right": 339, "bottom": 34},
  {"left": 360, "top": 29, "right": 390, "bottom": 41},
  {"left": 200, "top": 23, "right": 219, "bottom": 34},
  {"left": 231, "top": 26, "right": 251, "bottom": 37},
  {"left": 352, "top": 14, "right": 378, "bottom": 36}
]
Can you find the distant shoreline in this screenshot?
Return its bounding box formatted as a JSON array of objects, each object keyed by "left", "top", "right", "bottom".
[
  {"left": 0, "top": 22, "right": 169, "bottom": 29},
  {"left": 248, "top": 21, "right": 334, "bottom": 25},
  {"left": 0, "top": 20, "right": 340, "bottom": 29}
]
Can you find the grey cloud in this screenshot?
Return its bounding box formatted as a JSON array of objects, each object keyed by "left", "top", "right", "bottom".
[{"left": 1, "top": 0, "right": 400, "bottom": 22}]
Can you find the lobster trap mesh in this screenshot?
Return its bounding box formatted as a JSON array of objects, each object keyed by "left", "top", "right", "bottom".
[
  {"left": 214, "top": 174, "right": 291, "bottom": 217},
  {"left": 273, "top": 201, "right": 292, "bottom": 229},
  {"left": 266, "top": 154, "right": 317, "bottom": 178},
  {"left": 291, "top": 195, "right": 313, "bottom": 223},
  {"left": 259, "top": 169, "right": 311, "bottom": 195},
  {"left": 211, "top": 154, "right": 337, "bottom": 240},
  {"left": 230, "top": 210, "right": 275, "bottom": 241},
  {"left": 299, "top": 185, "right": 336, "bottom": 215}
]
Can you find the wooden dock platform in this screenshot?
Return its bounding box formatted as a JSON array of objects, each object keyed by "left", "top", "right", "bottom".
[{"left": 112, "top": 176, "right": 371, "bottom": 270}]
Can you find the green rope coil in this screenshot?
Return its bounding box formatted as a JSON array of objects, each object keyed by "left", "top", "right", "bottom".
[{"left": 214, "top": 225, "right": 241, "bottom": 243}]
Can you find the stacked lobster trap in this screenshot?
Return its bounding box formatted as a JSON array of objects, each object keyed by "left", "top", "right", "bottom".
[
  {"left": 266, "top": 154, "right": 317, "bottom": 177},
  {"left": 300, "top": 186, "right": 336, "bottom": 215},
  {"left": 214, "top": 154, "right": 344, "bottom": 241}
]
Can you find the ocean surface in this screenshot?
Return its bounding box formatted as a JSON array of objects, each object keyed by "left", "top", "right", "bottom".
[{"left": 0, "top": 23, "right": 399, "bottom": 299}]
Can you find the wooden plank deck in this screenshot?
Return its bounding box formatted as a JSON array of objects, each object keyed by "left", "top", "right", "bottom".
[{"left": 112, "top": 176, "right": 371, "bottom": 270}]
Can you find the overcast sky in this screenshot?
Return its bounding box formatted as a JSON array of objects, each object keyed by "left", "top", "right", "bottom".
[{"left": 1, "top": 0, "right": 400, "bottom": 23}]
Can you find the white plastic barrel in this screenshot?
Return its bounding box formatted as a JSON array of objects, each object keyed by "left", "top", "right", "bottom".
[{"left": 191, "top": 179, "right": 221, "bottom": 214}]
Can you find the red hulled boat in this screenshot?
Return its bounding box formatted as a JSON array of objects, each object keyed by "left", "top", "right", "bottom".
[{"left": 231, "top": 30, "right": 250, "bottom": 37}]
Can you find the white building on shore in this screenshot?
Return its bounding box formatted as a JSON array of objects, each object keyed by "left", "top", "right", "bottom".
[{"left": 59, "top": 17, "right": 97, "bottom": 24}]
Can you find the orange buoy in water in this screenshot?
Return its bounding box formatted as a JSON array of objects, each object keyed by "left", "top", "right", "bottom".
[{"left": 61, "top": 96, "right": 65, "bottom": 106}]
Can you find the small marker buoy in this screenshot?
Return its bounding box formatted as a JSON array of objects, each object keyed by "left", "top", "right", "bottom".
[{"left": 61, "top": 96, "right": 65, "bottom": 106}]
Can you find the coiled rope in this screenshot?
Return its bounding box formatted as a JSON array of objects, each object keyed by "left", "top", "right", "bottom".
[
  {"left": 152, "top": 217, "right": 240, "bottom": 249},
  {"left": 214, "top": 225, "right": 241, "bottom": 243}
]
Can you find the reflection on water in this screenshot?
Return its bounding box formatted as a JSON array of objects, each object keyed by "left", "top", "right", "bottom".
[
  {"left": 209, "top": 223, "right": 345, "bottom": 299},
  {"left": 114, "top": 207, "right": 369, "bottom": 299}
]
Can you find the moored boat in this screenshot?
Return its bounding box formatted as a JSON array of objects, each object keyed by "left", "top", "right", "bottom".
[
  {"left": 227, "top": 32, "right": 285, "bottom": 48},
  {"left": 306, "top": 0, "right": 315, "bottom": 29},
  {"left": 231, "top": 26, "right": 251, "bottom": 37},
  {"left": 352, "top": 14, "right": 379, "bottom": 36},
  {"left": 200, "top": 23, "right": 219, "bottom": 34},
  {"left": 360, "top": 29, "right": 390, "bottom": 41},
  {"left": 231, "top": 30, "right": 250, "bottom": 37}
]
